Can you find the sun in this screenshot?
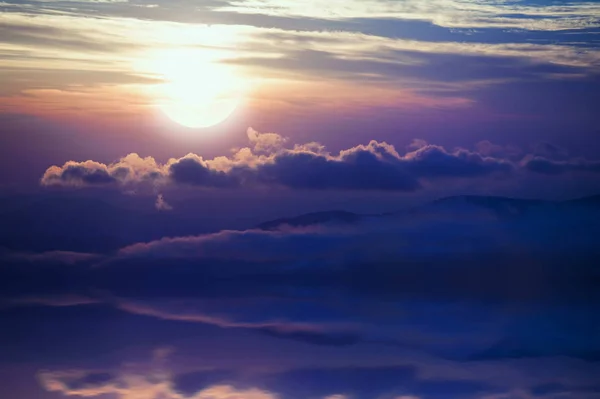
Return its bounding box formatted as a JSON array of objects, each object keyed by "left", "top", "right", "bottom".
[{"left": 153, "top": 50, "right": 244, "bottom": 128}]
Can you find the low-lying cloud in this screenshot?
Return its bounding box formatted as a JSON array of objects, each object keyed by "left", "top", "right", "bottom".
[
  {"left": 524, "top": 156, "right": 600, "bottom": 175},
  {"left": 41, "top": 128, "right": 600, "bottom": 193},
  {"left": 41, "top": 128, "right": 531, "bottom": 191},
  {"left": 3, "top": 196, "right": 599, "bottom": 362},
  {"left": 0, "top": 192, "right": 597, "bottom": 399}
]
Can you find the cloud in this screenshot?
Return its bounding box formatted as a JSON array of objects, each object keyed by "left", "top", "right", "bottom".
[
  {"left": 402, "top": 144, "right": 513, "bottom": 178},
  {"left": 41, "top": 154, "right": 166, "bottom": 187},
  {"left": 1, "top": 195, "right": 597, "bottom": 399},
  {"left": 533, "top": 142, "right": 570, "bottom": 161},
  {"left": 172, "top": 370, "right": 240, "bottom": 396},
  {"left": 0, "top": 20, "right": 138, "bottom": 53},
  {"left": 476, "top": 141, "right": 522, "bottom": 161},
  {"left": 40, "top": 369, "right": 277, "bottom": 399},
  {"left": 247, "top": 127, "right": 287, "bottom": 153},
  {"left": 40, "top": 128, "right": 524, "bottom": 192},
  {"left": 250, "top": 140, "right": 421, "bottom": 191},
  {"left": 38, "top": 364, "right": 501, "bottom": 399},
  {"left": 3, "top": 0, "right": 599, "bottom": 125},
  {"left": 169, "top": 154, "right": 241, "bottom": 187},
  {"left": 407, "top": 139, "right": 428, "bottom": 151},
  {"left": 58, "top": 371, "right": 117, "bottom": 391},
  {"left": 112, "top": 298, "right": 365, "bottom": 347},
  {"left": 7, "top": 0, "right": 600, "bottom": 34},
  {"left": 3, "top": 194, "right": 598, "bottom": 360},
  {"left": 155, "top": 194, "right": 173, "bottom": 211},
  {"left": 39, "top": 370, "right": 120, "bottom": 397},
  {"left": 41, "top": 161, "right": 117, "bottom": 186},
  {"left": 214, "top": 0, "right": 600, "bottom": 31},
  {"left": 523, "top": 156, "right": 600, "bottom": 175},
  {"left": 4, "top": 295, "right": 99, "bottom": 308},
  {"left": 43, "top": 129, "right": 600, "bottom": 192},
  {"left": 1, "top": 250, "right": 100, "bottom": 265}
]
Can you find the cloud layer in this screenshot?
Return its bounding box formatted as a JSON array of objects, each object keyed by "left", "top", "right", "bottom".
[
  {"left": 1, "top": 187, "right": 599, "bottom": 399},
  {"left": 3, "top": 194, "right": 599, "bottom": 353},
  {"left": 41, "top": 128, "right": 600, "bottom": 192}
]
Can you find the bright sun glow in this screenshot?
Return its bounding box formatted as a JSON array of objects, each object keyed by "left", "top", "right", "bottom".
[{"left": 152, "top": 49, "right": 245, "bottom": 128}]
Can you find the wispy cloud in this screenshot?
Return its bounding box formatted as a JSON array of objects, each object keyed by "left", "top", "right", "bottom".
[{"left": 1, "top": 1, "right": 599, "bottom": 118}]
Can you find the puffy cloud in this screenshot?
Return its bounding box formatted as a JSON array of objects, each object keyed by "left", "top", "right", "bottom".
[
  {"left": 40, "top": 130, "right": 600, "bottom": 192},
  {"left": 247, "top": 127, "right": 287, "bottom": 153},
  {"left": 41, "top": 161, "right": 117, "bottom": 187},
  {"left": 169, "top": 154, "right": 240, "bottom": 187},
  {"left": 40, "top": 369, "right": 277, "bottom": 399},
  {"left": 251, "top": 142, "right": 420, "bottom": 191},
  {"left": 41, "top": 128, "right": 523, "bottom": 192},
  {"left": 38, "top": 364, "right": 501, "bottom": 399},
  {"left": 39, "top": 370, "right": 120, "bottom": 397},
  {"left": 41, "top": 153, "right": 166, "bottom": 187},
  {"left": 402, "top": 144, "right": 514, "bottom": 178}
]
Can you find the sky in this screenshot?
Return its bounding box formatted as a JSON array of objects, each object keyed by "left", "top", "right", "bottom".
[{"left": 1, "top": 1, "right": 600, "bottom": 399}]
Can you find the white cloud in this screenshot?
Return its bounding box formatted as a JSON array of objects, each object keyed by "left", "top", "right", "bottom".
[{"left": 218, "top": 0, "right": 600, "bottom": 31}]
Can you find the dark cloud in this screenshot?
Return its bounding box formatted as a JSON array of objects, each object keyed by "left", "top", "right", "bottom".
[
  {"left": 45, "top": 162, "right": 117, "bottom": 185},
  {"left": 402, "top": 144, "right": 514, "bottom": 178},
  {"left": 251, "top": 144, "right": 420, "bottom": 191},
  {"left": 258, "top": 327, "right": 363, "bottom": 347},
  {"left": 169, "top": 155, "right": 239, "bottom": 187},
  {"left": 39, "top": 129, "right": 526, "bottom": 192},
  {"left": 2, "top": 194, "right": 599, "bottom": 365},
  {"left": 533, "top": 142, "right": 570, "bottom": 160},
  {"left": 41, "top": 131, "right": 600, "bottom": 195},
  {"left": 225, "top": 45, "right": 589, "bottom": 90},
  {"left": 1, "top": 192, "right": 598, "bottom": 399},
  {"left": 524, "top": 156, "right": 600, "bottom": 175}
]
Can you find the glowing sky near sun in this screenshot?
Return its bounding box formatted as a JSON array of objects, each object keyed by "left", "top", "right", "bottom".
[{"left": 1, "top": 0, "right": 599, "bottom": 133}]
